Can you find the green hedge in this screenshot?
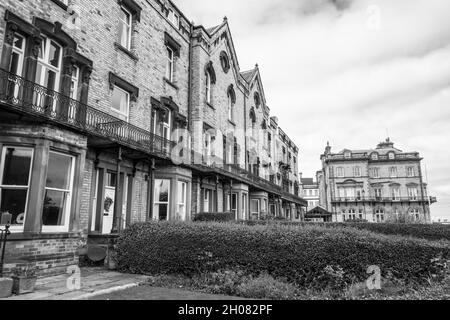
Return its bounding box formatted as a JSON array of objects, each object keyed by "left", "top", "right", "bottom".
[
  {"left": 116, "top": 222, "right": 450, "bottom": 289},
  {"left": 242, "top": 221, "right": 450, "bottom": 242},
  {"left": 193, "top": 212, "right": 235, "bottom": 222}
]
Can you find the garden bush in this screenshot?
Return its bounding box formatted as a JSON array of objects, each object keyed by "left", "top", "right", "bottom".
[
  {"left": 193, "top": 212, "right": 235, "bottom": 222},
  {"left": 240, "top": 221, "right": 450, "bottom": 242},
  {"left": 116, "top": 222, "right": 450, "bottom": 290}
]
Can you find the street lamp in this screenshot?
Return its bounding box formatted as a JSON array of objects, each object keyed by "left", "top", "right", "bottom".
[{"left": 362, "top": 190, "right": 367, "bottom": 221}]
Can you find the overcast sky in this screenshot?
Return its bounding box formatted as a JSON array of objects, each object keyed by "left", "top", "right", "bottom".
[{"left": 173, "top": 0, "right": 450, "bottom": 220}]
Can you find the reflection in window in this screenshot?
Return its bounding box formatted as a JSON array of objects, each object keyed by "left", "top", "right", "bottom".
[
  {"left": 0, "top": 147, "right": 33, "bottom": 228},
  {"left": 42, "top": 152, "right": 74, "bottom": 231},
  {"left": 154, "top": 179, "right": 170, "bottom": 221},
  {"left": 111, "top": 85, "right": 130, "bottom": 122}
]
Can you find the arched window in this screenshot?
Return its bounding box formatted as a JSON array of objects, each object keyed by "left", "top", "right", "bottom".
[
  {"left": 205, "top": 61, "right": 216, "bottom": 105},
  {"left": 254, "top": 92, "right": 261, "bottom": 108},
  {"left": 227, "top": 84, "right": 236, "bottom": 122},
  {"left": 249, "top": 107, "right": 256, "bottom": 139}
]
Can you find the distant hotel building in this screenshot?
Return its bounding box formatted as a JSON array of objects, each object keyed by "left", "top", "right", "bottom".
[
  {"left": 318, "top": 139, "right": 436, "bottom": 223},
  {"left": 300, "top": 176, "right": 319, "bottom": 211}
]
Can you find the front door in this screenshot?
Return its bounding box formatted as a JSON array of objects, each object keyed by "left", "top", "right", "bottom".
[{"left": 102, "top": 172, "right": 116, "bottom": 234}]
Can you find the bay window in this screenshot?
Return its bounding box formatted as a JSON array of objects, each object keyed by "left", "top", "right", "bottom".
[
  {"left": 153, "top": 179, "right": 170, "bottom": 221},
  {"left": 177, "top": 181, "right": 187, "bottom": 221},
  {"left": 0, "top": 147, "right": 33, "bottom": 231},
  {"left": 42, "top": 151, "right": 75, "bottom": 232}
]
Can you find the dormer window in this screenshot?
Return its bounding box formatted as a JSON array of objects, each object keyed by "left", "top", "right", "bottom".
[
  {"left": 344, "top": 151, "right": 351, "bottom": 159},
  {"left": 388, "top": 152, "right": 395, "bottom": 160},
  {"left": 371, "top": 152, "right": 379, "bottom": 160}
]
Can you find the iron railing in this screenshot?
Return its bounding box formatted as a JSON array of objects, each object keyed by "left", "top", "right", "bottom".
[
  {"left": 0, "top": 224, "right": 10, "bottom": 277},
  {"left": 0, "top": 69, "right": 174, "bottom": 158},
  {"left": 332, "top": 196, "right": 431, "bottom": 203},
  {"left": 192, "top": 151, "right": 306, "bottom": 205}
]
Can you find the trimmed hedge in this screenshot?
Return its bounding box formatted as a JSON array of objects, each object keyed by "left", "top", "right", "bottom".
[
  {"left": 193, "top": 212, "right": 235, "bottom": 222},
  {"left": 241, "top": 221, "right": 450, "bottom": 242},
  {"left": 116, "top": 222, "right": 450, "bottom": 289}
]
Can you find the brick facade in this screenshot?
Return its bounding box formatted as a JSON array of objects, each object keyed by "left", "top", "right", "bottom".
[{"left": 0, "top": 0, "right": 306, "bottom": 277}]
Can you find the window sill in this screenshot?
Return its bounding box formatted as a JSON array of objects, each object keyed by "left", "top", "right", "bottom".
[
  {"left": 50, "top": 0, "right": 68, "bottom": 10},
  {"left": 164, "top": 77, "right": 179, "bottom": 90},
  {"left": 114, "top": 42, "right": 139, "bottom": 61},
  {"left": 206, "top": 102, "right": 215, "bottom": 110},
  {"left": 228, "top": 120, "right": 236, "bottom": 126}
]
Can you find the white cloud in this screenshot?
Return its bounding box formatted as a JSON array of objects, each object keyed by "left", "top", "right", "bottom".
[{"left": 173, "top": 0, "right": 450, "bottom": 219}]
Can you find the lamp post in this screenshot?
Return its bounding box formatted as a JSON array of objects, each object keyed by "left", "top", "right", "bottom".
[
  {"left": 0, "top": 221, "right": 11, "bottom": 277},
  {"left": 362, "top": 190, "right": 367, "bottom": 221}
]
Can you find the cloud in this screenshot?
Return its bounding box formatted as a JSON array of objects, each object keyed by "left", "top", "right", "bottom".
[{"left": 172, "top": 0, "right": 450, "bottom": 219}]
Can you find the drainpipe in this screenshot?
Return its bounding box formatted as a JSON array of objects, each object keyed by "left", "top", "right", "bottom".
[{"left": 147, "top": 158, "right": 156, "bottom": 221}]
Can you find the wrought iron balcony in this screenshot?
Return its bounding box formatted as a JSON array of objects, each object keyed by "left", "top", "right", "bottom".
[
  {"left": 191, "top": 151, "right": 307, "bottom": 206},
  {"left": 0, "top": 68, "right": 174, "bottom": 159},
  {"left": 331, "top": 196, "right": 432, "bottom": 203}
]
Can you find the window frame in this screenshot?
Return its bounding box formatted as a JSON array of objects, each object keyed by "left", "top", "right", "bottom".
[
  {"left": 389, "top": 166, "right": 398, "bottom": 178},
  {"left": 153, "top": 179, "right": 171, "bottom": 221},
  {"left": 206, "top": 71, "right": 212, "bottom": 104},
  {"left": 119, "top": 6, "right": 133, "bottom": 50},
  {"left": 177, "top": 181, "right": 187, "bottom": 221},
  {"left": 42, "top": 150, "right": 75, "bottom": 233},
  {"left": 0, "top": 146, "right": 34, "bottom": 232},
  {"left": 165, "top": 46, "right": 174, "bottom": 82},
  {"left": 336, "top": 167, "right": 344, "bottom": 178},
  {"left": 111, "top": 85, "right": 131, "bottom": 122}
]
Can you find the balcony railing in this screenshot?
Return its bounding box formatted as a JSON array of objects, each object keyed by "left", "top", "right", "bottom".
[
  {"left": 191, "top": 151, "right": 306, "bottom": 205},
  {"left": 332, "top": 196, "right": 430, "bottom": 203},
  {"left": 0, "top": 69, "right": 174, "bottom": 158}
]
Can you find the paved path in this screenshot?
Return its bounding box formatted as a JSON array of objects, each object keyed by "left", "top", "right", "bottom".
[
  {"left": 1, "top": 267, "right": 247, "bottom": 300},
  {"left": 2, "top": 267, "right": 149, "bottom": 300}
]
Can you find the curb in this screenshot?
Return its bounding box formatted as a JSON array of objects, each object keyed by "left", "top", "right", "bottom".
[{"left": 74, "top": 282, "right": 142, "bottom": 300}]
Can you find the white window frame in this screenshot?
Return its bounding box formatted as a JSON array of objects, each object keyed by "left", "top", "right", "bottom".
[
  {"left": 389, "top": 167, "right": 398, "bottom": 178},
  {"left": 354, "top": 166, "right": 361, "bottom": 177},
  {"left": 35, "top": 36, "right": 63, "bottom": 111},
  {"left": 119, "top": 6, "right": 132, "bottom": 50},
  {"left": 0, "top": 146, "right": 34, "bottom": 232},
  {"left": 391, "top": 187, "right": 401, "bottom": 201},
  {"left": 42, "top": 151, "right": 75, "bottom": 233},
  {"left": 407, "top": 167, "right": 415, "bottom": 177},
  {"left": 8, "top": 34, "right": 26, "bottom": 99},
  {"left": 336, "top": 167, "right": 344, "bottom": 178},
  {"left": 408, "top": 187, "right": 418, "bottom": 201},
  {"left": 374, "top": 188, "right": 382, "bottom": 199},
  {"left": 227, "top": 92, "right": 234, "bottom": 121},
  {"left": 372, "top": 167, "right": 380, "bottom": 178},
  {"left": 111, "top": 85, "right": 130, "bottom": 122},
  {"left": 153, "top": 179, "right": 171, "bottom": 221},
  {"left": 177, "top": 181, "right": 187, "bottom": 221},
  {"left": 70, "top": 66, "right": 79, "bottom": 100},
  {"left": 166, "top": 46, "right": 174, "bottom": 82}
]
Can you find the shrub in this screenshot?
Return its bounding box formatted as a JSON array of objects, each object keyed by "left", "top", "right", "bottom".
[
  {"left": 240, "top": 221, "right": 450, "bottom": 242},
  {"left": 193, "top": 212, "right": 235, "bottom": 222},
  {"left": 236, "top": 273, "right": 298, "bottom": 300},
  {"left": 116, "top": 222, "right": 450, "bottom": 290}
]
